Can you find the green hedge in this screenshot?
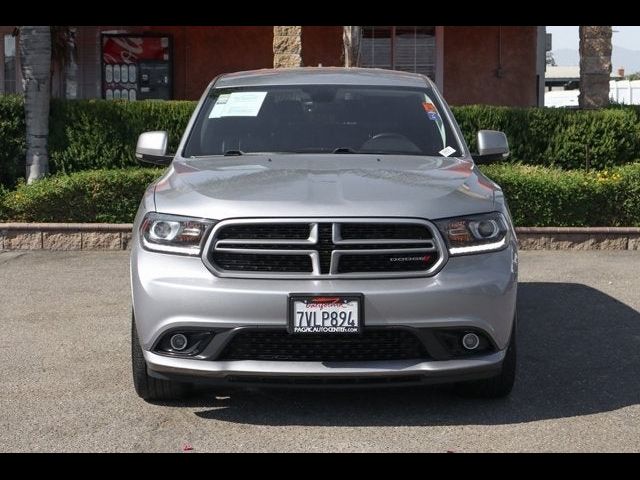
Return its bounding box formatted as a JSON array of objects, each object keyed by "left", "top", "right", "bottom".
[
  {"left": 3, "top": 95, "right": 640, "bottom": 185},
  {"left": 0, "top": 95, "right": 26, "bottom": 188},
  {"left": 480, "top": 163, "right": 640, "bottom": 227},
  {"left": 2, "top": 164, "right": 640, "bottom": 226},
  {"left": 0, "top": 168, "right": 161, "bottom": 223},
  {"left": 455, "top": 105, "right": 640, "bottom": 170},
  {"left": 49, "top": 99, "right": 195, "bottom": 174}
]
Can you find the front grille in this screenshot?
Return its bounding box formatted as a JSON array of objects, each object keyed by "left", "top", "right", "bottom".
[
  {"left": 338, "top": 252, "right": 438, "bottom": 273},
  {"left": 318, "top": 223, "right": 333, "bottom": 274},
  {"left": 213, "top": 252, "right": 312, "bottom": 272},
  {"left": 341, "top": 223, "right": 431, "bottom": 240},
  {"left": 218, "top": 329, "right": 430, "bottom": 362},
  {"left": 217, "top": 223, "right": 310, "bottom": 240},
  {"left": 205, "top": 218, "right": 443, "bottom": 278}
]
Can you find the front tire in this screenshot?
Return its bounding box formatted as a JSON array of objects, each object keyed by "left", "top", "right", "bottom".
[
  {"left": 131, "top": 313, "right": 192, "bottom": 401},
  {"left": 453, "top": 318, "right": 517, "bottom": 399}
]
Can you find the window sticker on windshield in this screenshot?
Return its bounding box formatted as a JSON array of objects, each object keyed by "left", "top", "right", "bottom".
[
  {"left": 422, "top": 102, "right": 437, "bottom": 113},
  {"left": 439, "top": 146, "right": 457, "bottom": 157},
  {"left": 209, "top": 91, "right": 268, "bottom": 118},
  {"left": 423, "top": 93, "right": 447, "bottom": 148},
  {"left": 209, "top": 94, "right": 230, "bottom": 118}
]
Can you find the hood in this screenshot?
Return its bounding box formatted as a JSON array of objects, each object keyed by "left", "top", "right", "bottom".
[{"left": 153, "top": 154, "right": 498, "bottom": 220}]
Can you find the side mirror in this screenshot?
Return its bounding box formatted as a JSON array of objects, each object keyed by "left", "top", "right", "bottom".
[
  {"left": 472, "top": 130, "right": 509, "bottom": 164},
  {"left": 135, "top": 131, "right": 173, "bottom": 166}
]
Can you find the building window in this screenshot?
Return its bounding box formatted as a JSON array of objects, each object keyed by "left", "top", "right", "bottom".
[
  {"left": 359, "top": 26, "right": 436, "bottom": 80},
  {"left": 3, "top": 34, "right": 19, "bottom": 94}
]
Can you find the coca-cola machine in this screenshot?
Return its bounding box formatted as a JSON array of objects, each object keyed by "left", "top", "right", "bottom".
[{"left": 101, "top": 33, "right": 173, "bottom": 101}]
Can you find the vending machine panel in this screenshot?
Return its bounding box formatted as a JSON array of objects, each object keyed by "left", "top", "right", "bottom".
[{"left": 102, "top": 34, "right": 172, "bottom": 101}]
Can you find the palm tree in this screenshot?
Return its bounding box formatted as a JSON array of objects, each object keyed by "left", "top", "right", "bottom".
[
  {"left": 51, "top": 26, "right": 77, "bottom": 99},
  {"left": 18, "top": 26, "right": 52, "bottom": 183},
  {"left": 343, "top": 26, "right": 362, "bottom": 67},
  {"left": 579, "top": 26, "right": 612, "bottom": 109}
]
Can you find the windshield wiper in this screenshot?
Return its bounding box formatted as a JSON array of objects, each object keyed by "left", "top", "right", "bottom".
[
  {"left": 224, "top": 150, "right": 244, "bottom": 156},
  {"left": 332, "top": 147, "right": 358, "bottom": 154}
]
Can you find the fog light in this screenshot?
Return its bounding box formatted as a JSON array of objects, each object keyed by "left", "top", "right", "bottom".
[
  {"left": 462, "top": 333, "right": 480, "bottom": 350},
  {"left": 170, "top": 333, "right": 188, "bottom": 351}
]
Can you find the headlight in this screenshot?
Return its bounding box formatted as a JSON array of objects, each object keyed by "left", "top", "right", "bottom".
[
  {"left": 140, "top": 212, "right": 215, "bottom": 256},
  {"left": 434, "top": 212, "right": 510, "bottom": 256}
]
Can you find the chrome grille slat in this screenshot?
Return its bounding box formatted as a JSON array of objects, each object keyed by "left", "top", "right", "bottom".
[
  {"left": 333, "top": 223, "right": 434, "bottom": 246},
  {"left": 215, "top": 224, "right": 319, "bottom": 246},
  {"left": 214, "top": 248, "right": 320, "bottom": 255},
  {"left": 333, "top": 247, "right": 437, "bottom": 255},
  {"left": 202, "top": 218, "right": 447, "bottom": 279},
  {"left": 334, "top": 239, "right": 435, "bottom": 245}
]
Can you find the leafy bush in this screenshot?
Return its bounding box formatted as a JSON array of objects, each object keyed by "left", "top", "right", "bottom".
[
  {"left": 3, "top": 95, "right": 640, "bottom": 179},
  {"left": 0, "top": 95, "right": 26, "bottom": 188},
  {"left": 48, "top": 99, "right": 196, "bottom": 174},
  {"left": 1, "top": 164, "right": 640, "bottom": 226},
  {"left": 41, "top": 101, "right": 640, "bottom": 171},
  {"left": 0, "top": 184, "right": 8, "bottom": 221},
  {"left": 480, "top": 162, "right": 640, "bottom": 226},
  {"left": 0, "top": 168, "right": 162, "bottom": 223},
  {"left": 454, "top": 106, "right": 640, "bottom": 170}
]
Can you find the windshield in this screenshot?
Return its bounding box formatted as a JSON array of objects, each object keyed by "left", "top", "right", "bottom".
[{"left": 183, "top": 84, "right": 463, "bottom": 157}]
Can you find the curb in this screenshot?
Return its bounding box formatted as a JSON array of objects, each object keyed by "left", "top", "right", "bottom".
[
  {"left": 0, "top": 223, "right": 133, "bottom": 251},
  {"left": 1, "top": 224, "right": 640, "bottom": 251},
  {"left": 515, "top": 227, "right": 640, "bottom": 250}
]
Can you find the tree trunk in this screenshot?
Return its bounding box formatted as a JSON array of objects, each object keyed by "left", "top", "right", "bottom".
[
  {"left": 19, "top": 26, "right": 51, "bottom": 183},
  {"left": 343, "top": 26, "right": 361, "bottom": 67},
  {"left": 64, "top": 27, "right": 78, "bottom": 99},
  {"left": 579, "top": 26, "right": 612, "bottom": 109},
  {"left": 273, "top": 26, "right": 302, "bottom": 68}
]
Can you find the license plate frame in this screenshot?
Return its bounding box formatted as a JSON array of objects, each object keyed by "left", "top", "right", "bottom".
[{"left": 287, "top": 293, "right": 364, "bottom": 335}]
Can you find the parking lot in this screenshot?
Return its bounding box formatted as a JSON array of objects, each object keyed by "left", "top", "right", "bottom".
[{"left": 1, "top": 250, "right": 640, "bottom": 452}]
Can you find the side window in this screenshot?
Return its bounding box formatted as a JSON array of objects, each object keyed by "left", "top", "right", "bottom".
[{"left": 359, "top": 26, "right": 436, "bottom": 80}]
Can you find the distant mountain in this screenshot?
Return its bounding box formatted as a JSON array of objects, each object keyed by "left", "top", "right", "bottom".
[
  {"left": 551, "top": 46, "right": 640, "bottom": 75},
  {"left": 551, "top": 49, "right": 579, "bottom": 66}
]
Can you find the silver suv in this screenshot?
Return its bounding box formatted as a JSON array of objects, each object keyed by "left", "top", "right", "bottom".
[{"left": 130, "top": 68, "right": 518, "bottom": 401}]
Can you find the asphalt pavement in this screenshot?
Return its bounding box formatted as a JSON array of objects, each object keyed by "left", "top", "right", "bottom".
[{"left": 1, "top": 250, "right": 640, "bottom": 452}]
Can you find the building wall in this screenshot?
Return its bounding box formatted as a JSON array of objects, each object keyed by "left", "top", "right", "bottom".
[
  {"left": 71, "top": 26, "right": 344, "bottom": 100},
  {"left": 148, "top": 26, "right": 274, "bottom": 99},
  {"left": 536, "top": 26, "right": 547, "bottom": 107},
  {"left": 72, "top": 26, "right": 274, "bottom": 100},
  {"left": 68, "top": 26, "right": 539, "bottom": 106},
  {"left": 75, "top": 26, "right": 101, "bottom": 98},
  {"left": 442, "top": 26, "right": 538, "bottom": 106},
  {"left": 301, "top": 26, "right": 343, "bottom": 67}
]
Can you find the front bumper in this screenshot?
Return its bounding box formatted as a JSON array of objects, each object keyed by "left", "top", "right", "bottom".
[
  {"left": 145, "top": 350, "right": 505, "bottom": 388},
  {"left": 131, "top": 241, "right": 517, "bottom": 384}
]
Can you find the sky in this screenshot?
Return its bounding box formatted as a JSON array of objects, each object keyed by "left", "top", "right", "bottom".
[{"left": 546, "top": 26, "right": 640, "bottom": 50}]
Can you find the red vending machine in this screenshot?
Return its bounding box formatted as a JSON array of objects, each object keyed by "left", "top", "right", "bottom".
[{"left": 101, "top": 33, "right": 172, "bottom": 101}]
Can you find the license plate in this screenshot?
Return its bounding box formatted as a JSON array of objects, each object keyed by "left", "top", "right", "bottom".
[{"left": 288, "top": 295, "right": 362, "bottom": 334}]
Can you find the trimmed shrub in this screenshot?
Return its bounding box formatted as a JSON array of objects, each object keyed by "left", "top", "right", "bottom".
[
  {"left": 454, "top": 106, "right": 640, "bottom": 170},
  {"left": 1, "top": 168, "right": 162, "bottom": 223},
  {"left": 1, "top": 164, "right": 640, "bottom": 226},
  {"left": 3, "top": 96, "right": 640, "bottom": 179},
  {"left": 48, "top": 99, "right": 196, "bottom": 174},
  {"left": 42, "top": 101, "right": 640, "bottom": 171},
  {"left": 613, "top": 162, "right": 640, "bottom": 226},
  {"left": 0, "top": 184, "right": 8, "bottom": 221},
  {"left": 480, "top": 163, "right": 640, "bottom": 227},
  {"left": 0, "top": 95, "right": 26, "bottom": 188}
]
